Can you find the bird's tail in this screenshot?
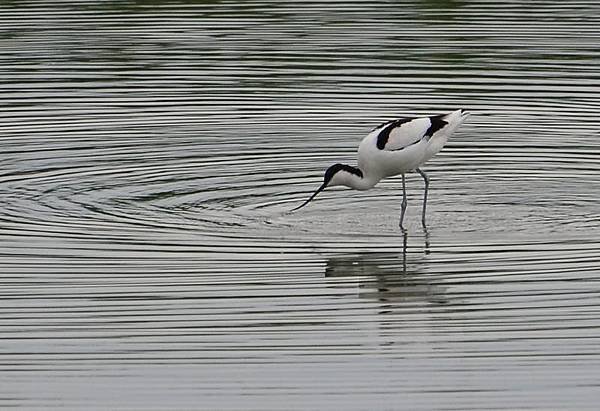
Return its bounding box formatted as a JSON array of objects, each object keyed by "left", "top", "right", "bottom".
[
  {"left": 445, "top": 108, "right": 469, "bottom": 121},
  {"left": 443, "top": 109, "right": 469, "bottom": 133}
]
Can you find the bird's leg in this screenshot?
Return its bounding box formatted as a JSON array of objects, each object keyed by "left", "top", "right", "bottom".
[
  {"left": 401, "top": 230, "right": 408, "bottom": 273},
  {"left": 423, "top": 225, "right": 431, "bottom": 255},
  {"left": 416, "top": 167, "right": 429, "bottom": 227},
  {"left": 399, "top": 174, "right": 408, "bottom": 231}
]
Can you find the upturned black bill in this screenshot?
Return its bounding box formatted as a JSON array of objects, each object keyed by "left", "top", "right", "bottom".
[{"left": 290, "top": 182, "right": 327, "bottom": 211}]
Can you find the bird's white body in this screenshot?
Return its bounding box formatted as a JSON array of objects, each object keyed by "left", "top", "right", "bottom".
[
  {"left": 292, "top": 109, "right": 469, "bottom": 228},
  {"left": 334, "top": 109, "right": 468, "bottom": 190}
]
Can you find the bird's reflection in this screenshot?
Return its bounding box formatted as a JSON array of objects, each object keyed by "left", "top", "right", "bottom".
[
  {"left": 423, "top": 227, "right": 431, "bottom": 254},
  {"left": 325, "top": 232, "right": 446, "bottom": 307}
]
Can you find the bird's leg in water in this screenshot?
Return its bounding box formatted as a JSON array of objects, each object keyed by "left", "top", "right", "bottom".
[
  {"left": 401, "top": 230, "right": 408, "bottom": 273},
  {"left": 416, "top": 167, "right": 429, "bottom": 227},
  {"left": 399, "top": 174, "right": 407, "bottom": 231},
  {"left": 423, "top": 225, "right": 431, "bottom": 255}
]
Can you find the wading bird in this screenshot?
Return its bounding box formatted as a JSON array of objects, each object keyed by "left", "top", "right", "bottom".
[{"left": 292, "top": 109, "right": 469, "bottom": 230}]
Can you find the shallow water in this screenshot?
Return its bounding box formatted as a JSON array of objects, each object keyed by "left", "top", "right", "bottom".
[{"left": 1, "top": 1, "right": 600, "bottom": 409}]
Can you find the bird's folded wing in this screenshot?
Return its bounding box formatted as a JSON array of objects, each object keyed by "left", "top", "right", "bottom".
[{"left": 376, "top": 116, "right": 447, "bottom": 151}]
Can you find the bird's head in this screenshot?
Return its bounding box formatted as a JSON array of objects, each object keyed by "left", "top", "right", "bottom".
[{"left": 291, "top": 163, "right": 363, "bottom": 211}]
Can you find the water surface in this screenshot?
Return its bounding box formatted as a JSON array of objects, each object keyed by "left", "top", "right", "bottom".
[{"left": 1, "top": 1, "right": 600, "bottom": 409}]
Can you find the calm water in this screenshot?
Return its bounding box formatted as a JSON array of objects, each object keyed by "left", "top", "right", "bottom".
[{"left": 1, "top": 1, "right": 600, "bottom": 409}]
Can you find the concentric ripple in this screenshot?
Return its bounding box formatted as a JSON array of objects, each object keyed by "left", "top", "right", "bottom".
[{"left": 1, "top": 1, "right": 600, "bottom": 410}]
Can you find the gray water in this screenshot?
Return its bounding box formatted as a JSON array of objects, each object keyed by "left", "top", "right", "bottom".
[{"left": 1, "top": 1, "right": 600, "bottom": 410}]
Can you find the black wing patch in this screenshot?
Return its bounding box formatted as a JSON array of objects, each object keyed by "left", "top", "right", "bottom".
[
  {"left": 425, "top": 115, "right": 448, "bottom": 139},
  {"left": 375, "top": 114, "right": 449, "bottom": 151},
  {"left": 376, "top": 118, "right": 412, "bottom": 150}
]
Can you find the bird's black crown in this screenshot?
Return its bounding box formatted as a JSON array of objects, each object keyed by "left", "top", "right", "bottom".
[{"left": 324, "top": 163, "right": 363, "bottom": 184}]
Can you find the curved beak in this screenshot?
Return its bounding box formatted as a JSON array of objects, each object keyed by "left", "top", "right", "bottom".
[{"left": 290, "top": 182, "right": 327, "bottom": 212}]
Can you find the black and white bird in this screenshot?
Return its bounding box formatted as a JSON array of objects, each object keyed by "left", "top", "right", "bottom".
[{"left": 292, "top": 109, "right": 469, "bottom": 230}]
